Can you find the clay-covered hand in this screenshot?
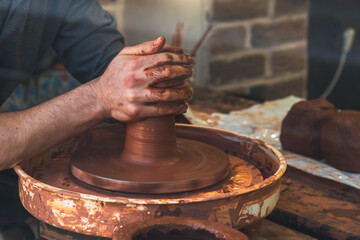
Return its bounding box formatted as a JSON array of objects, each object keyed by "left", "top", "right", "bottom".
[
  {"left": 119, "top": 36, "right": 183, "bottom": 55},
  {"left": 93, "top": 36, "right": 193, "bottom": 122}
]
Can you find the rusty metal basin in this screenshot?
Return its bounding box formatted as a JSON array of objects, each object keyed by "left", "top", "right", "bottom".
[{"left": 14, "top": 124, "right": 286, "bottom": 239}]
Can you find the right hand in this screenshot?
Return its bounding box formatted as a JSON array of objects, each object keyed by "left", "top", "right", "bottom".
[{"left": 93, "top": 37, "right": 193, "bottom": 122}]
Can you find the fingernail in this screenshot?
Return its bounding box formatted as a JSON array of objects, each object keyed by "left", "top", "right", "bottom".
[
  {"left": 154, "top": 37, "right": 162, "bottom": 45},
  {"left": 187, "top": 56, "right": 193, "bottom": 63}
]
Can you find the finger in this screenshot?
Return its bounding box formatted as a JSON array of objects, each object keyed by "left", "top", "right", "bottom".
[
  {"left": 142, "top": 101, "right": 189, "bottom": 117},
  {"left": 143, "top": 53, "right": 193, "bottom": 70},
  {"left": 120, "top": 61, "right": 192, "bottom": 91},
  {"left": 152, "top": 77, "right": 186, "bottom": 89},
  {"left": 143, "top": 82, "right": 192, "bottom": 103},
  {"left": 118, "top": 101, "right": 188, "bottom": 122},
  {"left": 119, "top": 36, "right": 166, "bottom": 55},
  {"left": 143, "top": 65, "right": 192, "bottom": 87},
  {"left": 156, "top": 101, "right": 189, "bottom": 116},
  {"left": 162, "top": 44, "right": 183, "bottom": 53},
  {"left": 126, "top": 82, "right": 192, "bottom": 104}
]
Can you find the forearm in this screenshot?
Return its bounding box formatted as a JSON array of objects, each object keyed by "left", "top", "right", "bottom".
[
  {"left": 0, "top": 79, "right": 106, "bottom": 170},
  {"left": 0, "top": 37, "right": 193, "bottom": 170}
]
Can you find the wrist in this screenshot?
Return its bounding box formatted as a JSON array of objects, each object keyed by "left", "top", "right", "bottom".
[{"left": 84, "top": 78, "right": 110, "bottom": 121}]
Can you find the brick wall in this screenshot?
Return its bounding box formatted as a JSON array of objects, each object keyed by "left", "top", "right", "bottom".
[{"left": 201, "top": 0, "right": 309, "bottom": 100}]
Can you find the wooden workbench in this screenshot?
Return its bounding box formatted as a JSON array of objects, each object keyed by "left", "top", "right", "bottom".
[
  {"left": 187, "top": 89, "right": 360, "bottom": 240},
  {"left": 22, "top": 89, "right": 360, "bottom": 240}
]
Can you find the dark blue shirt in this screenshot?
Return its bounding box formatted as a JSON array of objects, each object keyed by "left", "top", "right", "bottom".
[{"left": 0, "top": 0, "right": 124, "bottom": 104}]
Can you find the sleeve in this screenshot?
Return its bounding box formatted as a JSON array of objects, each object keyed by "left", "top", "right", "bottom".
[{"left": 52, "top": 0, "right": 125, "bottom": 83}]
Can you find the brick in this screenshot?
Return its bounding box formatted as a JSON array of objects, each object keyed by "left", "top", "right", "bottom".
[
  {"left": 212, "top": 0, "right": 270, "bottom": 21},
  {"left": 210, "top": 26, "right": 246, "bottom": 55},
  {"left": 272, "top": 46, "right": 307, "bottom": 75},
  {"left": 249, "top": 76, "right": 306, "bottom": 100},
  {"left": 252, "top": 19, "right": 307, "bottom": 47},
  {"left": 275, "top": 0, "right": 310, "bottom": 17},
  {"left": 209, "top": 53, "right": 266, "bottom": 85}
]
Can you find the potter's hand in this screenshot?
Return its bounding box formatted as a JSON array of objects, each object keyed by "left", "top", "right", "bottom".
[
  {"left": 119, "top": 36, "right": 183, "bottom": 55},
  {"left": 93, "top": 36, "right": 193, "bottom": 122}
]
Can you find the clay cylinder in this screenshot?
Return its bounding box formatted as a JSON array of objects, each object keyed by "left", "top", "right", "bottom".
[{"left": 120, "top": 115, "right": 179, "bottom": 165}]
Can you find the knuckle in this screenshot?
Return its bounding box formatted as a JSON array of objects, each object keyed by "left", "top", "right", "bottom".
[
  {"left": 139, "top": 47, "right": 146, "bottom": 55},
  {"left": 159, "top": 53, "right": 174, "bottom": 62},
  {"left": 157, "top": 54, "right": 166, "bottom": 63},
  {"left": 125, "top": 91, "right": 137, "bottom": 103},
  {"left": 126, "top": 104, "right": 140, "bottom": 117},
  {"left": 161, "top": 66, "right": 171, "bottom": 76},
  {"left": 124, "top": 74, "right": 137, "bottom": 88},
  {"left": 147, "top": 66, "right": 168, "bottom": 79},
  {"left": 151, "top": 89, "right": 165, "bottom": 100},
  {"left": 167, "top": 53, "right": 174, "bottom": 61},
  {"left": 111, "top": 112, "right": 126, "bottom": 122},
  {"left": 161, "top": 92, "right": 172, "bottom": 101}
]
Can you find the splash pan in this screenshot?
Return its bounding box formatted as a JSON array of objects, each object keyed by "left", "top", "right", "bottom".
[{"left": 15, "top": 124, "right": 286, "bottom": 238}]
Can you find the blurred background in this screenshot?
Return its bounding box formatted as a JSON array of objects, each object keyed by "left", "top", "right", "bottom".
[{"left": 1, "top": 0, "right": 359, "bottom": 112}]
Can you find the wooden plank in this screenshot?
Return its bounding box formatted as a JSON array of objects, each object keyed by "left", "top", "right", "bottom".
[{"left": 268, "top": 167, "right": 360, "bottom": 240}]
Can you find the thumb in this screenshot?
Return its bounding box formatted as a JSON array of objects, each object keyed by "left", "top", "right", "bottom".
[{"left": 119, "top": 36, "right": 166, "bottom": 55}]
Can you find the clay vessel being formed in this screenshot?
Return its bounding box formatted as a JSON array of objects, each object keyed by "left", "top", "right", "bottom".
[{"left": 71, "top": 114, "right": 230, "bottom": 193}]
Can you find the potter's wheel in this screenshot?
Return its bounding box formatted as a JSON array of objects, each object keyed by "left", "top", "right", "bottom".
[
  {"left": 15, "top": 123, "right": 286, "bottom": 238},
  {"left": 71, "top": 115, "right": 231, "bottom": 193},
  {"left": 71, "top": 137, "right": 230, "bottom": 193}
]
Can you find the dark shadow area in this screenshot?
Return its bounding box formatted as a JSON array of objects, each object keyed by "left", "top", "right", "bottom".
[
  {"left": 133, "top": 228, "right": 222, "bottom": 240},
  {"left": 308, "top": 0, "right": 360, "bottom": 110}
]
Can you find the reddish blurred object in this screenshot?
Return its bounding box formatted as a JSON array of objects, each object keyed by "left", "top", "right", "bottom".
[
  {"left": 171, "top": 22, "right": 184, "bottom": 48},
  {"left": 280, "top": 98, "right": 336, "bottom": 159},
  {"left": 190, "top": 25, "right": 212, "bottom": 57},
  {"left": 321, "top": 110, "right": 360, "bottom": 173}
]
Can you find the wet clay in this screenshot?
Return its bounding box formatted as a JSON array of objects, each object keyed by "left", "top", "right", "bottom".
[
  {"left": 71, "top": 116, "right": 230, "bottom": 193},
  {"left": 321, "top": 110, "right": 360, "bottom": 173},
  {"left": 280, "top": 98, "right": 336, "bottom": 159},
  {"left": 34, "top": 153, "right": 262, "bottom": 200}
]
